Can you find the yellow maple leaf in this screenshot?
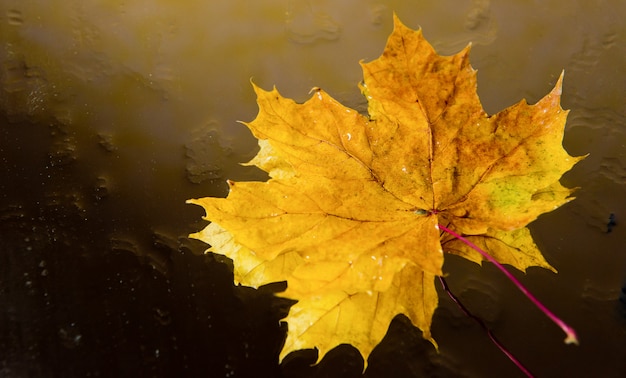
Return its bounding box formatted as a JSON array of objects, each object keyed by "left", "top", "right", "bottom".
[{"left": 188, "top": 15, "right": 583, "bottom": 363}]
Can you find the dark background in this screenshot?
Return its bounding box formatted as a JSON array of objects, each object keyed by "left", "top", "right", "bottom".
[{"left": 1, "top": 1, "right": 625, "bottom": 377}]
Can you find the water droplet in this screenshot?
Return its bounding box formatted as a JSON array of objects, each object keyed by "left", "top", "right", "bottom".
[
  {"left": 58, "top": 325, "right": 82, "bottom": 349},
  {"left": 153, "top": 307, "right": 172, "bottom": 325},
  {"left": 185, "top": 127, "right": 225, "bottom": 184},
  {"left": 6, "top": 9, "right": 23, "bottom": 26},
  {"left": 93, "top": 176, "right": 110, "bottom": 201},
  {"left": 285, "top": 7, "right": 341, "bottom": 43},
  {"left": 97, "top": 132, "right": 117, "bottom": 152}
]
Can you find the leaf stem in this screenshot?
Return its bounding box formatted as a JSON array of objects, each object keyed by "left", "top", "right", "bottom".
[
  {"left": 437, "top": 224, "right": 579, "bottom": 345},
  {"left": 437, "top": 276, "right": 534, "bottom": 378}
]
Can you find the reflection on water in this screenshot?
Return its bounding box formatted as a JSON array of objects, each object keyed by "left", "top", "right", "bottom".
[{"left": 1, "top": 0, "right": 625, "bottom": 376}]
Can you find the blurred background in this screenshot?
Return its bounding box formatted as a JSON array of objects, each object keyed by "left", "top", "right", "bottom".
[{"left": 0, "top": 0, "right": 624, "bottom": 377}]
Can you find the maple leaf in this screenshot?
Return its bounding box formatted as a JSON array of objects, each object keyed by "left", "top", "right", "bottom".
[{"left": 188, "top": 15, "right": 583, "bottom": 364}]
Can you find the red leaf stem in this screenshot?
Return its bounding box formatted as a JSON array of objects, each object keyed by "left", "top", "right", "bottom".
[{"left": 437, "top": 224, "right": 579, "bottom": 345}]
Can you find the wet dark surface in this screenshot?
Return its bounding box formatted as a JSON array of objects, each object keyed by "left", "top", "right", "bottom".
[{"left": 1, "top": 1, "right": 626, "bottom": 377}]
